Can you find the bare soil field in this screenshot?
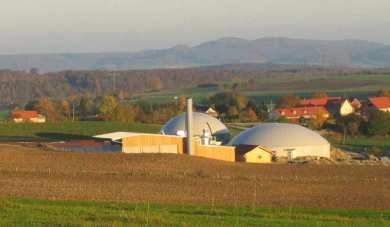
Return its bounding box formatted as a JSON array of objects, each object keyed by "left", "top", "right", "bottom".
[{"left": 0, "top": 143, "right": 389, "bottom": 209}]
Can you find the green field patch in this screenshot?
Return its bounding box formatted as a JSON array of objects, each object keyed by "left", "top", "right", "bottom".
[
  {"left": 0, "top": 110, "right": 10, "bottom": 121},
  {"left": 326, "top": 134, "right": 390, "bottom": 156},
  {"left": 332, "top": 74, "right": 390, "bottom": 82},
  {"left": 0, "top": 122, "right": 161, "bottom": 141},
  {"left": 0, "top": 198, "right": 388, "bottom": 226}
]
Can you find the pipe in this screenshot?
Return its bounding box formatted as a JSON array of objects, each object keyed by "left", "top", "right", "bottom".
[{"left": 186, "top": 98, "right": 194, "bottom": 155}]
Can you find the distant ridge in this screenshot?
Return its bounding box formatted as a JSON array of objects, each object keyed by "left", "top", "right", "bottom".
[{"left": 0, "top": 37, "right": 389, "bottom": 72}]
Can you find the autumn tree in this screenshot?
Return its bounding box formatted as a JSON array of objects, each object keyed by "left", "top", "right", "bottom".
[
  {"left": 177, "top": 96, "right": 187, "bottom": 112},
  {"left": 378, "top": 89, "right": 390, "bottom": 97},
  {"left": 365, "top": 110, "right": 390, "bottom": 136},
  {"left": 239, "top": 108, "right": 258, "bottom": 122},
  {"left": 278, "top": 94, "right": 300, "bottom": 108},
  {"left": 247, "top": 99, "right": 269, "bottom": 121},
  {"left": 79, "top": 96, "right": 95, "bottom": 119},
  {"left": 36, "top": 97, "right": 61, "bottom": 122},
  {"left": 312, "top": 91, "right": 328, "bottom": 98},
  {"left": 308, "top": 108, "right": 329, "bottom": 130},
  {"left": 60, "top": 100, "right": 71, "bottom": 120},
  {"left": 209, "top": 92, "right": 248, "bottom": 114},
  {"left": 226, "top": 105, "right": 239, "bottom": 121},
  {"left": 99, "top": 94, "right": 119, "bottom": 121},
  {"left": 115, "top": 105, "right": 137, "bottom": 123}
]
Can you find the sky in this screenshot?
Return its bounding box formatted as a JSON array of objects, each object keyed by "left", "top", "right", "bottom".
[{"left": 0, "top": 0, "right": 389, "bottom": 54}]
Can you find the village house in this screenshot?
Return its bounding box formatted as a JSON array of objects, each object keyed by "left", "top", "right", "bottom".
[
  {"left": 338, "top": 99, "right": 355, "bottom": 116},
  {"left": 325, "top": 98, "right": 362, "bottom": 117},
  {"left": 368, "top": 96, "right": 390, "bottom": 112},
  {"left": 195, "top": 105, "right": 219, "bottom": 118},
  {"left": 271, "top": 106, "right": 330, "bottom": 120},
  {"left": 11, "top": 110, "right": 46, "bottom": 123}
]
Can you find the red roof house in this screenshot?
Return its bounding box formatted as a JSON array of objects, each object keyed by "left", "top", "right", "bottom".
[
  {"left": 11, "top": 110, "right": 46, "bottom": 123},
  {"left": 272, "top": 107, "right": 330, "bottom": 120},
  {"left": 369, "top": 97, "right": 390, "bottom": 112},
  {"left": 299, "top": 97, "right": 341, "bottom": 107}
]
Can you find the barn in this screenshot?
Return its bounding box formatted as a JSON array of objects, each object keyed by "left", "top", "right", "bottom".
[{"left": 229, "top": 123, "right": 330, "bottom": 159}]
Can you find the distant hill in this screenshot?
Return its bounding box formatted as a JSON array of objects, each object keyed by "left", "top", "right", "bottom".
[{"left": 0, "top": 37, "right": 389, "bottom": 72}]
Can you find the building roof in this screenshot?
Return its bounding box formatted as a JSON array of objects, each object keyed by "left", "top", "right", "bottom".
[
  {"left": 229, "top": 123, "right": 330, "bottom": 148},
  {"left": 369, "top": 97, "right": 390, "bottom": 109},
  {"left": 274, "top": 106, "right": 328, "bottom": 118},
  {"left": 299, "top": 97, "right": 341, "bottom": 107},
  {"left": 161, "top": 112, "right": 229, "bottom": 136},
  {"left": 236, "top": 144, "right": 274, "bottom": 155},
  {"left": 94, "top": 131, "right": 181, "bottom": 142},
  {"left": 11, "top": 110, "right": 38, "bottom": 119}
]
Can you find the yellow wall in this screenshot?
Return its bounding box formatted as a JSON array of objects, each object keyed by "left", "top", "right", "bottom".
[
  {"left": 244, "top": 147, "right": 272, "bottom": 163},
  {"left": 194, "top": 142, "right": 235, "bottom": 162},
  {"left": 122, "top": 134, "right": 235, "bottom": 162},
  {"left": 122, "top": 135, "right": 185, "bottom": 154}
]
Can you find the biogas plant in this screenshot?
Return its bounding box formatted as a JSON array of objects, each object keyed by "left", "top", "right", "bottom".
[{"left": 96, "top": 98, "right": 330, "bottom": 163}]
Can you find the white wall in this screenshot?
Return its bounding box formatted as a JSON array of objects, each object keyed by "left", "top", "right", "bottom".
[{"left": 272, "top": 145, "right": 331, "bottom": 159}]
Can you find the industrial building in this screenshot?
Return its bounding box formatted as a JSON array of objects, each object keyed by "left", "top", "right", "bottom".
[
  {"left": 161, "top": 112, "right": 230, "bottom": 144},
  {"left": 229, "top": 123, "right": 330, "bottom": 159},
  {"left": 95, "top": 99, "right": 235, "bottom": 162},
  {"left": 95, "top": 131, "right": 235, "bottom": 162},
  {"left": 95, "top": 99, "right": 331, "bottom": 163}
]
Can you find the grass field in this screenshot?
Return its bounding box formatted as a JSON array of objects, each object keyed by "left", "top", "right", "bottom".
[
  {"left": 130, "top": 74, "right": 390, "bottom": 104},
  {"left": 0, "top": 110, "right": 9, "bottom": 121},
  {"left": 1, "top": 198, "right": 388, "bottom": 226},
  {"left": 0, "top": 121, "right": 161, "bottom": 141},
  {"left": 326, "top": 134, "right": 390, "bottom": 156}
]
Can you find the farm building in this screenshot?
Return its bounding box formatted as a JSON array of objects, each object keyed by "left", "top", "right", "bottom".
[
  {"left": 235, "top": 145, "right": 274, "bottom": 163},
  {"left": 229, "top": 123, "right": 330, "bottom": 159},
  {"left": 161, "top": 112, "right": 230, "bottom": 144},
  {"left": 369, "top": 96, "right": 390, "bottom": 112},
  {"left": 94, "top": 132, "right": 236, "bottom": 162},
  {"left": 11, "top": 110, "right": 46, "bottom": 123}
]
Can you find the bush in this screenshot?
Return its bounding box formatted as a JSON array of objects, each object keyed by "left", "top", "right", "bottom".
[{"left": 365, "top": 110, "right": 390, "bottom": 136}]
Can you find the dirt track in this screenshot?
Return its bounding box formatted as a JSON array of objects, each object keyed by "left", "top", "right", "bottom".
[{"left": 0, "top": 143, "right": 389, "bottom": 209}]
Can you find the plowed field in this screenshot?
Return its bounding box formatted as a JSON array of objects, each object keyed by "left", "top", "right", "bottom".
[{"left": 0, "top": 143, "right": 389, "bottom": 209}]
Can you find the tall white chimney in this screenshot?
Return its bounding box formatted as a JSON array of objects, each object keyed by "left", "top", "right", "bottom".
[{"left": 186, "top": 98, "right": 194, "bottom": 155}]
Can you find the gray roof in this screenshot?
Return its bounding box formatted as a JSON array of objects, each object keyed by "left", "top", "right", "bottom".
[
  {"left": 161, "top": 112, "right": 229, "bottom": 136},
  {"left": 229, "top": 123, "right": 329, "bottom": 147}
]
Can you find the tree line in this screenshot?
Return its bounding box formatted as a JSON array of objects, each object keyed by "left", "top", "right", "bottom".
[{"left": 0, "top": 65, "right": 388, "bottom": 107}]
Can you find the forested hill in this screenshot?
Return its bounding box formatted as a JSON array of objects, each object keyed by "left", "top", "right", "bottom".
[
  {"left": 0, "top": 64, "right": 388, "bottom": 106},
  {"left": 1, "top": 37, "right": 390, "bottom": 72}
]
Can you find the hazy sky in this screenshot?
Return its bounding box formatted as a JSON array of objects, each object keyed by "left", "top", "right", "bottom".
[{"left": 0, "top": 0, "right": 389, "bottom": 54}]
